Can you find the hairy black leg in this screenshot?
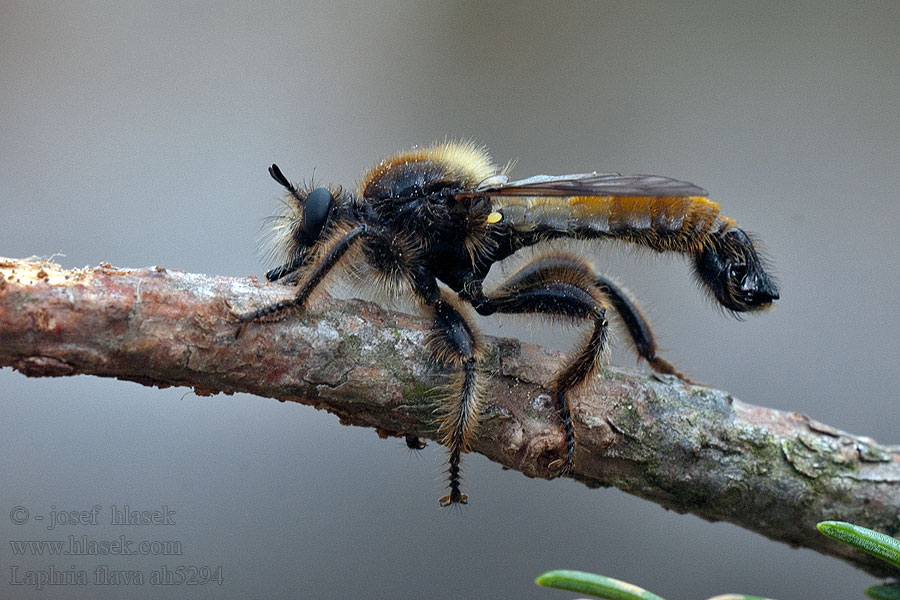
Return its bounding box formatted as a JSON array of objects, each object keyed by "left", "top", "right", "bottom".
[
  {"left": 235, "top": 224, "right": 366, "bottom": 338},
  {"left": 468, "top": 254, "right": 610, "bottom": 473},
  {"left": 426, "top": 297, "right": 480, "bottom": 506},
  {"left": 547, "top": 316, "right": 608, "bottom": 472},
  {"left": 594, "top": 276, "right": 690, "bottom": 382}
]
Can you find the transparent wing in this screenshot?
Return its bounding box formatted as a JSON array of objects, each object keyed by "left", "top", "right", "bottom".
[{"left": 472, "top": 172, "right": 708, "bottom": 198}]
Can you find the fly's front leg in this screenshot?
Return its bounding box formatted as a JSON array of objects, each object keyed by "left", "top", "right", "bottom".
[{"left": 234, "top": 224, "right": 366, "bottom": 338}]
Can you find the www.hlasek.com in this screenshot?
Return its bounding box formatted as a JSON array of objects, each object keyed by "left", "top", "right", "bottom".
[{"left": 10, "top": 535, "right": 182, "bottom": 557}]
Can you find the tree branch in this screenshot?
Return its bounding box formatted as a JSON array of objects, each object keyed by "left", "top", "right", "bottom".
[{"left": 2, "top": 256, "right": 898, "bottom": 575}]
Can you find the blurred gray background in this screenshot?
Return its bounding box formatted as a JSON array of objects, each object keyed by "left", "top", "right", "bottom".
[{"left": 2, "top": 1, "right": 899, "bottom": 598}]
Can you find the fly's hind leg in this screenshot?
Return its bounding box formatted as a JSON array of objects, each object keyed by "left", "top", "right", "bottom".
[
  {"left": 468, "top": 253, "right": 610, "bottom": 474},
  {"left": 594, "top": 276, "right": 691, "bottom": 383},
  {"left": 426, "top": 296, "right": 482, "bottom": 506}
]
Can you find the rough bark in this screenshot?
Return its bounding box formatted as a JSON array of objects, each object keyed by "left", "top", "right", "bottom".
[{"left": 1, "top": 256, "right": 898, "bottom": 576}]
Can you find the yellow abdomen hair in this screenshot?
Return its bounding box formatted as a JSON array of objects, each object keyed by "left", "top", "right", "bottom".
[{"left": 495, "top": 194, "right": 735, "bottom": 253}]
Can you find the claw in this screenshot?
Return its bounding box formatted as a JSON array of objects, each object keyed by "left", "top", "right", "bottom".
[
  {"left": 439, "top": 491, "right": 468, "bottom": 507},
  {"left": 547, "top": 456, "right": 574, "bottom": 476},
  {"left": 233, "top": 315, "right": 251, "bottom": 339},
  {"left": 405, "top": 434, "right": 426, "bottom": 450}
]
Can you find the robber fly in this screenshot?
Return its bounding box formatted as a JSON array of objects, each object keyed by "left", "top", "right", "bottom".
[{"left": 235, "top": 141, "right": 779, "bottom": 506}]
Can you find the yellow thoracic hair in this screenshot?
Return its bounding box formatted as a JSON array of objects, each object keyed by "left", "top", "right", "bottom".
[{"left": 358, "top": 140, "right": 499, "bottom": 196}]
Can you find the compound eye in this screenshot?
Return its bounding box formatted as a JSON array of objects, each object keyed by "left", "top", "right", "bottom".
[{"left": 302, "top": 187, "right": 334, "bottom": 242}]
